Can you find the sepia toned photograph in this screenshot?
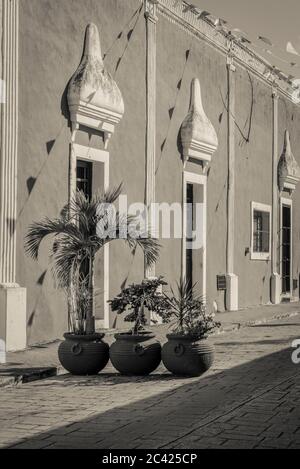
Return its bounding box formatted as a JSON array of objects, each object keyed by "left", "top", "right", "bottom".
[{"left": 0, "top": 0, "right": 299, "bottom": 456}]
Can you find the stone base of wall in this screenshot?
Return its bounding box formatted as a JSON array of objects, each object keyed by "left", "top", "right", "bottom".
[
  {"left": 226, "top": 274, "right": 239, "bottom": 311},
  {"left": 0, "top": 284, "right": 27, "bottom": 351}
]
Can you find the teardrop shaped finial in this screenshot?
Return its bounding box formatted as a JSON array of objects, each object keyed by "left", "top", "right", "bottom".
[
  {"left": 67, "top": 23, "right": 124, "bottom": 134},
  {"left": 284, "top": 129, "right": 291, "bottom": 156},
  {"left": 189, "top": 78, "right": 205, "bottom": 115},
  {"left": 278, "top": 129, "right": 300, "bottom": 193},
  {"left": 181, "top": 77, "right": 218, "bottom": 165},
  {"left": 83, "top": 23, "right": 103, "bottom": 64}
]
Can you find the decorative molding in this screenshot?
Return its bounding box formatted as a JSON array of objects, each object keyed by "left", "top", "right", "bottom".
[
  {"left": 226, "top": 54, "right": 236, "bottom": 72},
  {"left": 278, "top": 130, "right": 300, "bottom": 194},
  {"left": 149, "top": 0, "right": 297, "bottom": 103},
  {"left": 67, "top": 23, "right": 124, "bottom": 144},
  {"left": 72, "top": 143, "right": 109, "bottom": 165},
  {"left": 145, "top": 0, "right": 158, "bottom": 23},
  {"left": 180, "top": 78, "right": 218, "bottom": 167},
  {"left": 0, "top": 0, "right": 19, "bottom": 284},
  {"left": 145, "top": 1, "right": 157, "bottom": 278}
]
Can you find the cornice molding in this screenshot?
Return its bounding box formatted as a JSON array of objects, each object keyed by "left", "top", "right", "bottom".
[
  {"left": 145, "top": 0, "right": 158, "bottom": 23},
  {"left": 146, "top": 0, "right": 298, "bottom": 104}
]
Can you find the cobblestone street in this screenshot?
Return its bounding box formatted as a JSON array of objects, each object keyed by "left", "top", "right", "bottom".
[{"left": 1, "top": 315, "right": 300, "bottom": 449}]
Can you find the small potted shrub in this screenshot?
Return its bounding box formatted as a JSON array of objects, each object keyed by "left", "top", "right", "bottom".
[
  {"left": 25, "top": 185, "right": 159, "bottom": 375},
  {"left": 109, "top": 277, "right": 169, "bottom": 375},
  {"left": 161, "top": 279, "right": 221, "bottom": 377}
]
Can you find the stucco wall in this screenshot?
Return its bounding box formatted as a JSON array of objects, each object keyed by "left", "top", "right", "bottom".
[
  {"left": 155, "top": 15, "right": 228, "bottom": 311},
  {"left": 16, "top": 0, "right": 300, "bottom": 344},
  {"left": 234, "top": 68, "right": 273, "bottom": 308},
  {"left": 17, "top": 0, "right": 145, "bottom": 342}
]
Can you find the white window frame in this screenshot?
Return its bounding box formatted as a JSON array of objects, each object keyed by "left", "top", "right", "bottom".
[
  {"left": 250, "top": 201, "right": 272, "bottom": 261},
  {"left": 72, "top": 143, "right": 110, "bottom": 328},
  {"left": 182, "top": 171, "right": 207, "bottom": 299}
]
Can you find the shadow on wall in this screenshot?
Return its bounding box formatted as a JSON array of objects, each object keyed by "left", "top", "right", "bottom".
[
  {"left": 61, "top": 79, "right": 71, "bottom": 124},
  {"left": 5, "top": 346, "right": 296, "bottom": 449}
]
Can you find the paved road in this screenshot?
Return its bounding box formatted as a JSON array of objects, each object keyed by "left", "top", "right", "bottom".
[{"left": 0, "top": 316, "right": 299, "bottom": 449}]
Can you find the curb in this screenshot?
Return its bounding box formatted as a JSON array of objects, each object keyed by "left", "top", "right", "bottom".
[
  {"left": 0, "top": 367, "right": 58, "bottom": 389},
  {"left": 1, "top": 309, "right": 299, "bottom": 388},
  {"left": 217, "top": 309, "right": 300, "bottom": 334}
]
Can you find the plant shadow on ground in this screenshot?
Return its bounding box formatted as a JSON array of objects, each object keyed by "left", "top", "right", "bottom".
[
  {"left": 250, "top": 323, "right": 300, "bottom": 328},
  {"left": 0, "top": 367, "right": 56, "bottom": 377},
  {"left": 216, "top": 337, "right": 296, "bottom": 346},
  {"left": 4, "top": 345, "right": 298, "bottom": 449}
]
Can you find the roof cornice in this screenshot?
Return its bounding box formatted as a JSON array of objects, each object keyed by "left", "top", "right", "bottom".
[{"left": 145, "top": 0, "right": 298, "bottom": 104}]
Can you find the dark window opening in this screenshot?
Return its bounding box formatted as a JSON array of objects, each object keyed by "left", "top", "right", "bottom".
[
  {"left": 186, "top": 183, "right": 194, "bottom": 291},
  {"left": 282, "top": 205, "right": 291, "bottom": 294},
  {"left": 253, "top": 210, "right": 270, "bottom": 253},
  {"left": 76, "top": 160, "right": 92, "bottom": 200},
  {"left": 76, "top": 160, "right": 93, "bottom": 279}
]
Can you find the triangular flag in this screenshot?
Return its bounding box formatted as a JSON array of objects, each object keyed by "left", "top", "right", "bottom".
[
  {"left": 258, "top": 36, "right": 273, "bottom": 47},
  {"left": 286, "top": 41, "right": 300, "bottom": 56},
  {"left": 198, "top": 10, "right": 210, "bottom": 19}
]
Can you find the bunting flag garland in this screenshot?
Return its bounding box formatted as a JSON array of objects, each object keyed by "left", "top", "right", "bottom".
[
  {"left": 214, "top": 18, "right": 228, "bottom": 31},
  {"left": 175, "top": 1, "right": 300, "bottom": 77},
  {"left": 286, "top": 41, "right": 300, "bottom": 56},
  {"left": 258, "top": 36, "right": 273, "bottom": 47},
  {"left": 197, "top": 10, "right": 210, "bottom": 20}
]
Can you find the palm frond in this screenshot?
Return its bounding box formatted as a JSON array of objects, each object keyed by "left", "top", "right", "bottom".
[
  {"left": 126, "top": 236, "right": 160, "bottom": 266},
  {"left": 25, "top": 217, "right": 68, "bottom": 259},
  {"left": 96, "top": 183, "right": 123, "bottom": 205}
]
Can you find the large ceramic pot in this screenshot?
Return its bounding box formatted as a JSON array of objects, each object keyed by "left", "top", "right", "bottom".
[
  {"left": 58, "top": 332, "right": 109, "bottom": 375},
  {"left": 109, "top": 331, "right": 161, "bottom": 375},
  {"left": 162, "top": 334, "right": 214, "bottom": 377}
]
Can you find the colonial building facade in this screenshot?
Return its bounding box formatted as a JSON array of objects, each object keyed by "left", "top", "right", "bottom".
[{"left": 1, "top": 0, "right": 300, "bottom": 349}]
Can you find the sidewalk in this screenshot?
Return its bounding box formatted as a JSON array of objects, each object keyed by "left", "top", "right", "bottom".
[
  {"left": 1, "top": 313, "right": 299, "bottom": 449},
  {"left": 1, "top": 301, "right": 299, "bottom": 388}
]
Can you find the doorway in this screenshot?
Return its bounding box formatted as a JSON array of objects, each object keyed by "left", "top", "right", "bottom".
[
  {"left": 182, "top": 172, "right": 206, "bottom": 298},
  {"left": 280, "top": 198, "right": 292, "bottom": 298}
]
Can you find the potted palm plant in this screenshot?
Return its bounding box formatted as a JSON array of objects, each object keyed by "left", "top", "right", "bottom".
[
  {"left": 161, "top": 279, "right": 221, "bottom": 377},
  {"left": 108, "top": 277, "right": 169, "bottom": 375},
  {"left": 25, "top": 185, "right": 159, "bottom": 375}
]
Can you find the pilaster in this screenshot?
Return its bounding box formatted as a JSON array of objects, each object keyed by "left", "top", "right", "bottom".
[
  {"left": 0, "top": 0, "right": 27, "bottom": 351},
  {"left": 271, "top": 89, "right": 281, "bottom": 304},
  {"left": 226, "top": 55, "right": 238, "bottom": 311},
  {"left": 145, "top": 0, "right": 157, "bottom": 278}
]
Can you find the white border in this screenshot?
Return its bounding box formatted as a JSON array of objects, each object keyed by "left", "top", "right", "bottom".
[
  {"left": 72, "top": 143, "right": 110, "bottom": 329},
  {"left": 182, "top": 171, "right": 207, "bottom": 299},
  {"left": 280, "top": 197, "right": 293, "bottom": 298},
  {"left": 250, "top": 201, "right": 272, "bottom": 261}
]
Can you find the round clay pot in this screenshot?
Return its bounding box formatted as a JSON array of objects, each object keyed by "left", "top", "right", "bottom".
[
  {"left": 109, "top": 331, "right": 161, "bottom": 375},
  {"left": 58, "top": 332, "right": 109, "bottom": 375},
  {"left": 162, "top": 334, "right": 214, "bottom": 377}
]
